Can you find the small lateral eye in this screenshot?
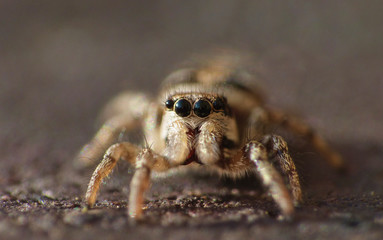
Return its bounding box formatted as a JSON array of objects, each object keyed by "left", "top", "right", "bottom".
[
  {"left": 165, "top": 99, "right": 174, "bottom": 109},
  {"left": 194, "top": 99, "right": 211, "bottom": 118},
  {"left": 213, "top": 98, "right": 224, "bottom": 111},
  {"left": 174, "top": 99, "right": 192, "bottom": 117}
]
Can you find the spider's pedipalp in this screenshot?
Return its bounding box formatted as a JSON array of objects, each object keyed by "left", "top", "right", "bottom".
[
  {"left": 195, "top": 119, "right": 225, "bottom": 165},
  {"left": 161, "top": 119, "right": 192, "bottom": 165}
]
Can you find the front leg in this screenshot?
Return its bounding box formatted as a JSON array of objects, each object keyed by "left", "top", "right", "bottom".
[
  {"left": 128, "top": 149, "right": 172, "bottom": 218},
  {"left": 262, "top": 134, "right": 302, "bottom": 204},
  {"left": 85, "top": 142, "right": 139, "bottom": 208},
  {"left": 218, "top": 140, "right": 294, "bottom": 217}
]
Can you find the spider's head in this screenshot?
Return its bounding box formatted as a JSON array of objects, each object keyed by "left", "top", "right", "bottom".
[{"left": 160, "top": 93, "right": 238, "bottom": 165}]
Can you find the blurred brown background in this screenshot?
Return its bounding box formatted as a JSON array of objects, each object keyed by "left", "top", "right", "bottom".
[{"left": 0, "top": 1, "right": 382, "bottom": 240}]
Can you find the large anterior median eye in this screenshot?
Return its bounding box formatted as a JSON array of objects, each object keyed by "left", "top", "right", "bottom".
[
  {"left": 194, "top": 99, "right": 212, "bottom": 118},
  {"left": 174, "top": 99, "right": 192, "bottom": 117}
]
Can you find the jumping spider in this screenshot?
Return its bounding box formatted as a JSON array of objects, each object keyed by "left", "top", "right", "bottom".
[{"left": 77, "top": 57, "right": 344, "bottom": 219}]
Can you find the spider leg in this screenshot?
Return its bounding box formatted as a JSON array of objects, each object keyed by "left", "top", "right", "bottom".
[
  {"left": 262, "top": 134, "right": 302, "bottom": 204},
  {"left": 218, "top": 140, "right": 294, "bottom": 217},
  {"left": 128, "top": 149, "right": 172, "bottom": 218},
  {"left": 247, "top": 106, "right": 268, "bottom": 140},
  {"left": 267, "top": 109, "right": 345, "bottom": 171},
  {"left": 76, "top": 92, "right": 151, "bottom": 168},
  {"left": 77, "top": 115, "right": 139, "bottom": 168},
  {"left": 85, "top": 142, "right": 139, "bottom": 208}
]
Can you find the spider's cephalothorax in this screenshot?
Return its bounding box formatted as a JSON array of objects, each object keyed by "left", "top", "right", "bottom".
[{"left": 77, "top": 57, "right": 344, "bottom": 219}]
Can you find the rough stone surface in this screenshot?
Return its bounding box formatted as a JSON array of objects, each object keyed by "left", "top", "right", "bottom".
[{"left": 1, "top": 1, "right": 383, "bottom": 240}]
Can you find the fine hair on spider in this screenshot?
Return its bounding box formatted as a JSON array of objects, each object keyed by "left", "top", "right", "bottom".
[{"left": 76, "top": 51, "right": 345, "bottom": 219}]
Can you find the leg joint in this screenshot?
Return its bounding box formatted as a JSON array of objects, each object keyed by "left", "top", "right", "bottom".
[
  {"left": 261, "top": 134, "right": 289, "bottom": 159},
  {"left": 244, "top": 140, "right": 267, "bottom": 162}
]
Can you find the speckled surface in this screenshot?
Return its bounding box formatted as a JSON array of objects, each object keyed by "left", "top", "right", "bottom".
[{"left": 0, "top": 1, "right": 383, "bottom": 240}]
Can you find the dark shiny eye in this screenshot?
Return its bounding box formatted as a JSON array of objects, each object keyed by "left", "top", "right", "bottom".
[
  {"left": 213, "top": 98, "right": 224, "bottom": 111},
  {"left": 165, "top": 99, "right": 174, "bottom": 109},
  {"left": 174, "top": 99, "right": 192, "bottom": 117},
  {"left": 194, "top": 99, "right": 211, "bottom": 118}
]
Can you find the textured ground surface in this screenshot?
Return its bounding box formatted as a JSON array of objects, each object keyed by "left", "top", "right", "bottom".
[{"left": 1, "top": 1, "right": 383, "bottom": 240}]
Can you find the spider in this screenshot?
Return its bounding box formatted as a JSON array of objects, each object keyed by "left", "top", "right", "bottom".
[{"left": 77, "top": 56, "right": 344, "bottom": 219}]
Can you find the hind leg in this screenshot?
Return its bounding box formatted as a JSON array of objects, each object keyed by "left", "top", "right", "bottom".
[{"left": 267, "top": 109, "right": 345, "bottom": 171}]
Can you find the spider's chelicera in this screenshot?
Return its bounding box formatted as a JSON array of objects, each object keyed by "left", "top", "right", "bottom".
[{"left": 77, "top": 56, "right": 345, "bottom": 219}]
